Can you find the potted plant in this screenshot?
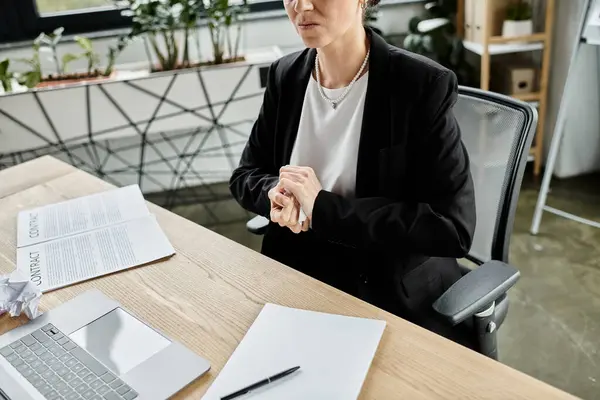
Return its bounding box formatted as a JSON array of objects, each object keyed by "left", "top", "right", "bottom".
[
  {"left": 0, "top": 0, "right": 280, "bottom": 193},
  {"left": 15, "top": 38, "right": 43, "bottom": 89},
  {"left": 203, "top": 0, "right": 249, "bottom": 65},
  {"left": 403, "top": 0, "right": 474, "bottom": 86},
  {"left": 4, "top": 0, "right": 253, "bottom": 95},
  {"left": 38, "top": 35, "right": 105, "bottom": 87},
  {"left": 14, "top": 28, "right": 113, "bottom": 90},
  {"left": 116, "top": 0, "right": 196, "bottom": 71},
  {"left": 502, "top": 0, "right": 533, "bottom": 38},
  {"left": 104, "top": 36, "right": 132, "bottom": 77},
  {"left": 115, "top": 0, "right": 248, "bottom": 71}
]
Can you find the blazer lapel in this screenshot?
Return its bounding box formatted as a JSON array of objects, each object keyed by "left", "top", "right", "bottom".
[
  {"left": 355, "top": 28, "right": 391, "bottom": 197},
  {"left": 280, "top": 49, "right": 315, "bottom": 166}
]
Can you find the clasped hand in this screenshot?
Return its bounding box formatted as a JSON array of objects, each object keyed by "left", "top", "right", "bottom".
[{"left": 268, "top": 166, "right": 322, "bottom": 233}]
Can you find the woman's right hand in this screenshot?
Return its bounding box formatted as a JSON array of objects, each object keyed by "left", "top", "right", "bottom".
[{"left": 268, "top": 181, "right": 308, "bottom": 233}]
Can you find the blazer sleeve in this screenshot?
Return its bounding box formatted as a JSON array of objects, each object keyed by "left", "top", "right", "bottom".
[
  {"left": 228, "top": 61, "right": 280, "bottom": 217},
  {"left": 311, "top": 70, "right": 476, "bottom": 258}
]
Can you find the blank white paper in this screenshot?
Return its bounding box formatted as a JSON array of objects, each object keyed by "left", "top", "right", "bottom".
[{"left": 202, "top": 304, "right": 386, "bottom": 400}]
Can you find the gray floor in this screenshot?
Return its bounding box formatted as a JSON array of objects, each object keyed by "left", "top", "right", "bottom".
[{"left": 162, "top": 170, "right": 600, "bottom": 400}]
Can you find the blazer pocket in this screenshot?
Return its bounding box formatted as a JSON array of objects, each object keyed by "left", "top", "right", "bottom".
[{"left": 400, "top": 258, "right": 443, "bottom": 306}]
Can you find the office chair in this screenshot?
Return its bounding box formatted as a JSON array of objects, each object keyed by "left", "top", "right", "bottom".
[{"left": 244, "top": 86, "right": 538, "bottom": 360}]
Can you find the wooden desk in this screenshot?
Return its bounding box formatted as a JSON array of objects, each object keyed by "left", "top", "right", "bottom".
[{"left": 0, "top": 156, "right": 576, "bottom": 399}]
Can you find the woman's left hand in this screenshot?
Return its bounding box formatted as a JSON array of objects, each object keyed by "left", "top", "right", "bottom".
[{"left": 279, "top": 166, "right": 323, "bottom": 218}]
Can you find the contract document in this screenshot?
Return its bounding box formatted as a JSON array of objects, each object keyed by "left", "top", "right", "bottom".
[{"left": 16, "top": 185, "right": 175, "bottom": 292}]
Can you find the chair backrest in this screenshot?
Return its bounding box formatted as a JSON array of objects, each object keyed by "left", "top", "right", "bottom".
[{"left": 455, "top": 86, "right": 538, "bottom": 265}]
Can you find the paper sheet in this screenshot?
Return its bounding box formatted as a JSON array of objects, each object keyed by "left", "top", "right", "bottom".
[
  {"left": 202, "top": 304, "right": 386, "bottom": 400},
  {"left": 298, "top": 208, "right": 307, "bottom": 224},
  {"left": 17, "top": 184, "right": 149, "bottom": 248},
  {"left": 16, "top": 215, "right": 175, "bottom": 293},
  {"left": 0, "top": 269, "right": 42, "bottom": 319}
]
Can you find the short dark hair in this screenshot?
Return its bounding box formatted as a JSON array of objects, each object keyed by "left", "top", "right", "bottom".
[{"left": 367, "top": 0, "right": 381, "bottom": 6}]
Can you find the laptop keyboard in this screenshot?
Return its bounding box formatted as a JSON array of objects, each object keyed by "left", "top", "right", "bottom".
[{"left": 0, "top": 323, "right": 138, "bottom": 400}]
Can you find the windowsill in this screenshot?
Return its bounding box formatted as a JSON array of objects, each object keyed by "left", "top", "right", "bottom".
[{"left": 0, "top": 0, "right": 422, "bottom": 51}]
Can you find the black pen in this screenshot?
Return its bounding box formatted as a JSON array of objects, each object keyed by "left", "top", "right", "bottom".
[{"left": 220, "top": 366, "right": 301, "bottom": 400}]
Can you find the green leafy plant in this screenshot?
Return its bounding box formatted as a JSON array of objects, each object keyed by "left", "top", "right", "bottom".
[
  {"left": 114, "top": 0, "right": 248, "bottom": 71},
  {"left": 181, "top": 0, "right": 204, "bottom": 66},
  {"left": 506, "top": 0, "right": 532, "bottom": 21},
  {"left": 74, "top": 36, "right": 101, "bottom": 74},
  {"left": 13, "top": 29, "right": 104, "bottom": 90},
  {"left": 403, "top": 0, "right": 473, "bottom": 85},
  {"left": 16, "top": 38, "right": 43, "bottom": 88},
  {"left": 203, "top": 0, "right": 249, "bottom": 64},
  {"left": 61, "top": 53, "right": 81, "bottom": 73},
  {"left": 0, "top": 59, "right": 14, "bottom": 93},
  {"left": 37, "top": 27, "right": 66, "bottom": 75},
  {"left": 105, "top": 36, "right": 131, "bottom": 76},
  {"left": 3, "top": 27, "right": 115, "bottom": 93},
  {"left": 22, "top": 28, "right": 87, "bottom": 80},
  {"left": 116, "top": 0, "right": 199, "bottom": 70}
]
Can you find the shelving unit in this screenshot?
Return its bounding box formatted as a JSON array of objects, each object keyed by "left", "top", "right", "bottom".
[{"left": 457, "top": 0, "right": 556, "bottom": 176}]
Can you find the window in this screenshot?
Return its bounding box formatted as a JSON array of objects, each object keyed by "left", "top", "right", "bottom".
[
  {"left": 0, "top": 0, "right": 284, "bottom": 44},
  {"left": 35, "top": 0, "right": 115, "bottom": 14}
]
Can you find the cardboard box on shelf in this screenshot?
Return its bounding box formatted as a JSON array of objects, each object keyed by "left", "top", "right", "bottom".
[
  {"left": 508, "top": 67, "right": 536, "bottom": 94},
  {"left": 491, "top": 63, "right": 537, "bottom": 96}
]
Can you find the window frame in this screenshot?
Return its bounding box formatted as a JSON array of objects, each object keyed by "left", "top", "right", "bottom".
[{"left": 0, "top": 0, "right": 286, "bottom": 44}]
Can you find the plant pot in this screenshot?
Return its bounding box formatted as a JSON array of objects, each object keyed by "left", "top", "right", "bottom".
[
  {"left": 502, "top": 20, "right": 533, "bottom": 38},
  {"left": 36, "top": 71, "right": 115, "bottom": 89},
  {"left": 150, "top": 56, "right": 246, "bottom": 73},
  {"left": 0, "top": 46, "right": 282, "bottom": 191}
]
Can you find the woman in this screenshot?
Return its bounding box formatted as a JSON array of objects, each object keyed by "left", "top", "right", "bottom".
[{"left": 229, "top": 0, "right": 476, "bottom": 346}]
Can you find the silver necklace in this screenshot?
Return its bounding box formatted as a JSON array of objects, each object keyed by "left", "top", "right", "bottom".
[{"left": 315, "top": 48, "right": 370, "bottom": 110}]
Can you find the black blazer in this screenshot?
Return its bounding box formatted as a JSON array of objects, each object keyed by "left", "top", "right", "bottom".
[{"left": 229, "top": 29, "right": 476, "bottom": 340}]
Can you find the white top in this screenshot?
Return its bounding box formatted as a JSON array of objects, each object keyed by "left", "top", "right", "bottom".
[{"left": 290, "top": 72, "right": 369, "bottom": 199}]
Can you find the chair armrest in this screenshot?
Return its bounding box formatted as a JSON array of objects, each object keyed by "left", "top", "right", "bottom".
[
  {"left": 246, "top": 215, "right": 269, "bottom": 235},
  {"left": 432, "top": 260, "right": 520, "bottom": 325}
]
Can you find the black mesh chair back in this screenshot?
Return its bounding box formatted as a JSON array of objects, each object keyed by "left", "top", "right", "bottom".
[
  {"left": 428, "top": 87, "right": 538, "bottom": 359},
  {"left": 455, "top": 87, "right": 538, "bottom": 265}
]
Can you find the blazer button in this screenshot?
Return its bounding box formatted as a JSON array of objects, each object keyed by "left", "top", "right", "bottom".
[{"left": 359, "top": 274, "right": 368, "bottom": 284}]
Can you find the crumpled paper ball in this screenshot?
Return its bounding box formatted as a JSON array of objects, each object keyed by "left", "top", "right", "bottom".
[{"left": 0, "top": 269, "right": 42, "bottom": 320}]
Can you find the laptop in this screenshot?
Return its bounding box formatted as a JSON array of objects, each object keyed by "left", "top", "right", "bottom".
[{"left": 0, "top": 289, "right": 210, "bottom": 400}]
